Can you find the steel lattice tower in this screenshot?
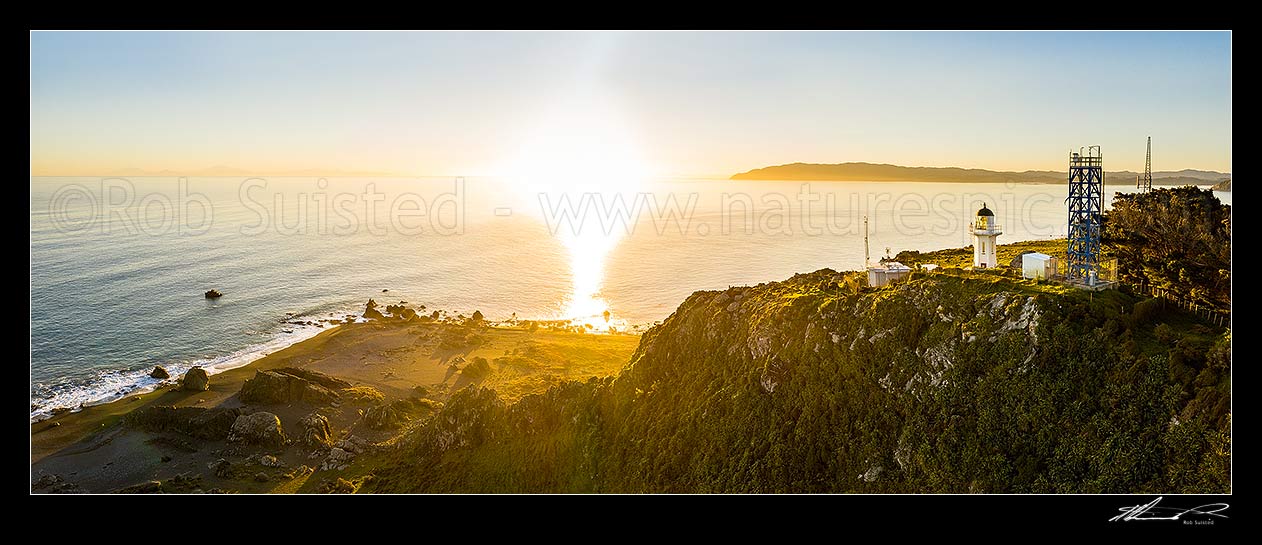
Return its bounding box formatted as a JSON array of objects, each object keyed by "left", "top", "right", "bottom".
[
  {"left": 1067, "top": 146, "right": 1103, "bottom": 281},
  {"left": 1137, "top": 136, "right": 1152, "bottom": 191}
]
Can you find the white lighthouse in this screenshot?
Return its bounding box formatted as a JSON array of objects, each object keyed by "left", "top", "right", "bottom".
[{"left": 972, "top": 203, "right": 1001, "bottom": 268}]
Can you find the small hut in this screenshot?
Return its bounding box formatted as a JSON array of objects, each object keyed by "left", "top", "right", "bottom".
[
  {"left": 867, "top": 261, "right": 912, "bottom": 288},
  {"left": 1021, "top": 253, "right": 1056, "bottom": 280}
]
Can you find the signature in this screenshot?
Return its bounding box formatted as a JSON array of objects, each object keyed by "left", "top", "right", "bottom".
[{"left": 1110, "top": 497, "right": 1230, "bottom": 522}]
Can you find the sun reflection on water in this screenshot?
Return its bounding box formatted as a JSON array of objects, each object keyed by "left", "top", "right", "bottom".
[{"left": 502, "top": 98, "right": 650, "bottom": 332}]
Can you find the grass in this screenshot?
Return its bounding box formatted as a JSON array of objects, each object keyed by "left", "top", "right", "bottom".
[
  {"left": 895, "top": 239, "right": 1066, "bottom": 270},
  {"left": 456, "top": 327, "right": 641, "bottom": 403}
]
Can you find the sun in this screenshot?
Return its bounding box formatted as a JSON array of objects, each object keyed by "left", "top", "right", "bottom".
[{"left": 505, "top": 99, "right": 651, "bottom": 331}]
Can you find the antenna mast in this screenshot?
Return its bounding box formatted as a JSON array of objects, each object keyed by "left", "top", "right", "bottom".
[
  {"left": 1137, "top": 136, "right": 1152, "bottom": 191},
  {"left": 863, "top": 215, "right": 870, "bottom": 268}
]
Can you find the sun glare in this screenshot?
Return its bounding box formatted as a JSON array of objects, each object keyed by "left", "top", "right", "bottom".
[{"left": 506, "top": 100, "right": 650, "bottom": 332}]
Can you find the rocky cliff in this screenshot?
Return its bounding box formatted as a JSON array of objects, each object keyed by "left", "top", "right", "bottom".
[{"left": 372, "top": 270, "right": 1230, "bottom": 493}]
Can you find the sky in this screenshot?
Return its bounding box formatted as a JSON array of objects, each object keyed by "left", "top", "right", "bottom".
[{"left": 30, "top": 31, "right": 1231, "bottom": 177}]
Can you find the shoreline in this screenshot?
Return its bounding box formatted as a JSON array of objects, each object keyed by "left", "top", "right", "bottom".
[
  {"left": 29, "top": 311, "right": 355, "bottom": 423},
  {"left": 30, "top": 317, "right": 642, "bottom": 471},
  {"left": 30, "top": 305, "right": 652, "bottom": 424},
  {"left": 30, "top": 324, "right": 347, "bottom": 464}
]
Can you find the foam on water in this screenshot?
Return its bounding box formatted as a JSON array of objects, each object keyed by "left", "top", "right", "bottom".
[{"left": 29, "top": 310, "right": 356, "bottom": 422}]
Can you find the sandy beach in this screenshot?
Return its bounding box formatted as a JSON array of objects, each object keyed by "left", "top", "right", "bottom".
[{"left": 31, "top": 318, "right": 639, "bottom": 493}]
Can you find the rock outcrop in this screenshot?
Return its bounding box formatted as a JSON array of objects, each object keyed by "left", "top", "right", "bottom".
[
  {"left": 385, "top": 304, "right": 417, "bottom": 320},
  {"left": 125, "top": 406, "right": 242, "bottom": 440},
  {"left": 181, "top": 367, "right": 210, "bottom": 391},
  {"left": 150, "top": 366, "right": 170, "bottom": 379},
  {"left": 238, "top": 367, "right": 350, "bottom": 405},
  {"left": 362, "top": 398, "right": 434, "bottom": 430},
  {"left": 32, "top": 474, "right": 83, "bottom": 493},
  {"left": 228, "top": 412, "right": 287, "bottom": 449},
  {"left": 320, "top": 447, "right": 355, "bottom": 471},
  {"left": 335, "top": 435, "right": 372, "bottom": 454},
  {"left": 363, "top": 299, "right": 384, "bottom": 320},
  {"left": 204, "top": 289, "right": 223, "bottom": 298},
  {"left": 298, "top": 413, "right": 334, "bottom": 448}
]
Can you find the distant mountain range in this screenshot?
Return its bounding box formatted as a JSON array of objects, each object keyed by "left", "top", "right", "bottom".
[{"left": 731, "top": 162, "right": 1231, "bottom": 187}]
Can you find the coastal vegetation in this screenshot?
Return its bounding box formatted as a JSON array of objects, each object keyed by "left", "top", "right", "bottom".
[
  {"left": 1103, "top": 186, "right": 1231, "bottom": 312},
  {"left": 365, "top": 265, "right": 1229, "bottom": 493}
]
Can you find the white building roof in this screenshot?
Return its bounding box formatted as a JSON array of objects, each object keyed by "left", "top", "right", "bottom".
[
  {"left": 869, "top": 261, "right": 912, "bottom": 272},
  {"left": 1023, "top": 252, "right": 1053, "bottom": 260}
]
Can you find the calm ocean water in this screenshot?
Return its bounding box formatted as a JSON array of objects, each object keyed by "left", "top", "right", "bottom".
[{"left": 29, "top": 176, "right": 1230, "bottom": 420}]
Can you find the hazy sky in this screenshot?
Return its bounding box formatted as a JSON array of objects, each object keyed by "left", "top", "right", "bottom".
[{"left": 30, "top": 31, "right": 1231, "bottom": 177}]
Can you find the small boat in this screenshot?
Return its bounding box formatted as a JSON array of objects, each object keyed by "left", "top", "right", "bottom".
[{"left": 205, "top": 289, "right": 223, "bottom": 298}]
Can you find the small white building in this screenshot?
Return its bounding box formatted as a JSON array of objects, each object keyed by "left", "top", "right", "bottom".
[
  {"left": 971, "top": 203, "right": 1002, "bottom": 268},
  {"left": 868, "top": 261, "right": 912, "bottom": 287},
  {"left": 1021, "top": 253, "right": 1057, "bottom": 280}
]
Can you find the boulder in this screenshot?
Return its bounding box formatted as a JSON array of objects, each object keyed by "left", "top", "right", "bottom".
[
  {"left": 238, "top": 367, "right": 350, "bottom": 405},
  {"left": 150, "top": 366, "right": 170, "bottom": 379},
  {"left": 205, "top": 289, "right": 223, "bottom": 298},
  {"left": 259, "top": 455, "right": 284, "bottom": 468},
  {"left": 181, "top": 367, "right": 210, "bottom": 391},
  {"left": 298, "top": 413, "right": 334, "bottom": 448},
  {"left": 334, "top": 435, "right": 371, "bottom": 455},
  {"left": 208, "top": 458, "right": 232, "bottom": 478},
  {"left": 126, "top": 406, "right": 242, "bottom": 440},
  {"left": 228, "top": 412, "right": 287, "bottom": 449},
  {"left": 320, "top": 447, "right": 355, "bottom": 471}
]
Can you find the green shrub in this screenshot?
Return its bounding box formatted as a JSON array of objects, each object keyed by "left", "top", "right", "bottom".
[{"left": 1154, "top": 323, "right": 1177, "bottom": 344}]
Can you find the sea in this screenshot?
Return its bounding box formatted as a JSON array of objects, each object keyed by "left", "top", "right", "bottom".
[{"left": 29, "top": 176, "right": 1231, "bottom": 421}]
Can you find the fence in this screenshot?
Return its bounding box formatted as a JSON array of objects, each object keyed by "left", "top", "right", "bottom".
[
  {"left": 1128, "top": 281, "right": 1231, "bottom": 328},
  {"left": 1054, "top": 257, "right": 1118, "bottom": 284}
]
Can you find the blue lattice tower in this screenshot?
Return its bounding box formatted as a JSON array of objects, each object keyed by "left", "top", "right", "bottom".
[{"left": 1067, "top": 146, "right": 1103, "bottom": 281}]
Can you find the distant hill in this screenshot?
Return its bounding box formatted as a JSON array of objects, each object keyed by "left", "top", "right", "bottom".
[
  {"left": 731, "top": 162, "right": 1231, "bottom": 186},
  {"left": 49, "top": 165, "right": 398, "bottom": 177},
  {"left": 1211, "top": 179, "right": 1232, "bottom": 191},
  {"left": 1151, "top": 169, "right": 1232, "bottom": 181}
]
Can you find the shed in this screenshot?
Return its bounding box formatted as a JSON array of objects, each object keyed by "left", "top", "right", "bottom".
[
  {"left": 1021, "top": 253, "right": 1056, "bottom": 280},
  {"left": 868, "top": 261, "right": 912, "bottom": 288}
]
